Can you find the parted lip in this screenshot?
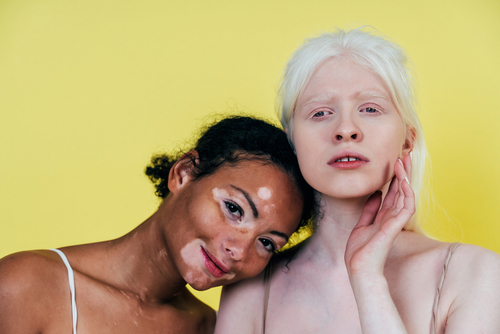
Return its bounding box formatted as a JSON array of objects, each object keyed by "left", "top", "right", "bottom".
[
  {"left": 328, "top": 149, "right": 369, "bottom": 164},
  {"left": 201, "top": 247, "right": 230, "bottom": 274}
]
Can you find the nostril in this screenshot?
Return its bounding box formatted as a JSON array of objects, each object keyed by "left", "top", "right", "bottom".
[
  {"left": 336, "top": 135, "right": 343, "bottom": 140},
  {"left": 225, "top": 248, "right": 233, "bottom": 256},
  {"left": 351, "top": 134, "right": 357, "bottom": 139}
]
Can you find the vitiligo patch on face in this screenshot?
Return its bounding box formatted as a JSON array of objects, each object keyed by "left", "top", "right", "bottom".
[
  {"left": 180, "top": 240, "right": 212, "bottom": 287},
  {"left": 257, "top": 187, "right": 271, "bottom": 200},
  {"left": 212, "top": 187, "right": 229, "bottom": 201}
]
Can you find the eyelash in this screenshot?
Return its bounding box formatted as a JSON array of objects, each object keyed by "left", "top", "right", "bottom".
[
  {"left": 360, "top": 106, "right": 382, "bottom": 114},
  {"left": 224, "top": 201, "right": 243, "bottom": 220},
  {"left": 311, "top": 106, "right": 383, "bottom": 118},
  {"left": 259, "top": 238, "right": 277, "bottom": 253},
  {"left": 311, "top": 110, "right": 331, "bottom": 118}
]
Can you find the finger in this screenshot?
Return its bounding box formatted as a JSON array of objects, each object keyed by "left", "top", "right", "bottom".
[
  {"left": 402, "top": 154, "right": 412, "bottom": 184},
  {"left": 354, "top": 191, "right": 382, "bottom": 229},
  {"left": 400, "top": 172, "right": 416, "bottom": 216},
  {"left": 394, "top": 159, "right": 409, "bottom": 211},
  {"left": 386, "top": 171, "right": 416, "bottom": 233},
  {"left": 381, "top": 171, "right": 400, "bottom": 211},
  {"left": 394, "top": 158, "right": 409, "bottom": 183}
]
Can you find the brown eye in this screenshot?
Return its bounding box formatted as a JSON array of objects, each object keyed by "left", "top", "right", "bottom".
[
  {"left": 225, "top": 201, "right": 243, "bottom": 219},
  {"left": 259, "top": 238, "right": 276, "bottom": 253}
]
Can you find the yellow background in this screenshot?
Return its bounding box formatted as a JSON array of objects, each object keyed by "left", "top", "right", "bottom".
[{"left": 1, "top": 0, "right": 499, "bottom": 310}]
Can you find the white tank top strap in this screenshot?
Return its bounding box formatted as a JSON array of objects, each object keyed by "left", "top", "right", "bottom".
[
  {"left": 50, "top": 248, "right": 78, "bottom": 334},
  {"left": 430, "top": 242, "right": 460, "bottom": 334}
]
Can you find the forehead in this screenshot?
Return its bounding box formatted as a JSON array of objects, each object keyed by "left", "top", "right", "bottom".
[
  {"left": 299, "top": 57, "right": 390, "bottom": 102},
  {"left": 203, "top": 159, "right": 295, "bottom": 192}
]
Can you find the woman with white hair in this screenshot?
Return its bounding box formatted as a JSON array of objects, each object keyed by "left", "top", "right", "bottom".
[{"left": 215, "top": 28, "right": 500, "bottom": 333}]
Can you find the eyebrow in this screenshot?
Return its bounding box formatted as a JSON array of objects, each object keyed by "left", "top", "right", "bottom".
[
  {"left": 270, "top": 230, "right": 289, "bottom": 242},
  {"left": 355, "top": 90, "right": 390, "bottom": 101},
  {"left": 304, "top": 90, "right": 389, "bottom": 106},
  {"left": 231, "top": 186, "right": 258, "bottom": 218},
  {"left": 304, "top": 93, "right": 337, "bottom": 106}
]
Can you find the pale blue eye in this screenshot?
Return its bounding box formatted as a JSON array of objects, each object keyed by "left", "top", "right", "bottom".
[{"left": 313, "top": 111, "right": 328, "bottom": 117}]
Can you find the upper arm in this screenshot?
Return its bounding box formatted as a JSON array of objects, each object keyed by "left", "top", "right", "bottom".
[
  {"left": 444, "top": 245, "right": 500, "bottom": 333},
  {"left": 214, "top": 272, "right": 266, "bottom": 334}
]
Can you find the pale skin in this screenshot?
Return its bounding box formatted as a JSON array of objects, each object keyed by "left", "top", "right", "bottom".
[
  {"left": 215, "top": 58, "right": 500, "bottom": 333},
  {"left": 0, "top": 156, "right": 304, "bottom": 334}
]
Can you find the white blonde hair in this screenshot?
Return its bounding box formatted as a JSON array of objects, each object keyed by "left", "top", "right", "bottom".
[{"left": 277, "top": 27, "right": 427, "bottom": 233}]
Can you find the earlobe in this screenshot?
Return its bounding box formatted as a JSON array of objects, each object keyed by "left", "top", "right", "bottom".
[{"left": 168, "top": 151, "right": 199, "bottom": 194}]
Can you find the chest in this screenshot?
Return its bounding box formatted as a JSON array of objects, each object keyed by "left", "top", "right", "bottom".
[
  {"left": 43, "top": 279, "right": 211, "bottom": 334},
  {"left": 263, "top": 261, "right": 446, "bottom": 334}
]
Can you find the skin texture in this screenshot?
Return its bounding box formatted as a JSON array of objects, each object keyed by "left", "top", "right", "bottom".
[
  {"left": 0, "top": 158, "right": 303, "bottom": 334},
  {"left": 215, "top": 59, "right": 500, "bottom": 333}
]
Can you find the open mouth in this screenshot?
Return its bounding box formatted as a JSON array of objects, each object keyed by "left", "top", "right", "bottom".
[
  {"left": 328, "top": 150, "right": 369, "bottom": 169},
  {"left": 201, "top": 247, "right": 228, "bottom": 278},
  {"left": 335, "top": 157, "right": 362, "bottom": 162}
]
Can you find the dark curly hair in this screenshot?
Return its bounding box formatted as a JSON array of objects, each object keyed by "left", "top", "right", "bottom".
[{"left": 145, "top": 115, "right": 316, "bottom": 236}]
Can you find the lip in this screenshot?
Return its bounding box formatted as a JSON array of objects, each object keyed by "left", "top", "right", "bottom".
[
  {"left": 327, "top": 150, "right": 369, "bottom": 170},
  {"left": 201, "top": 247, "right": 229, "bottom": 278}
]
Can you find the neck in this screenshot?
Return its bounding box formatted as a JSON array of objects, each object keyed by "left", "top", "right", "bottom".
[
  {"left": 112, "top": 212, "right": 187, "bottom": 302},
  {"left": 74, "top": 199, "right": 187, "bottom": 304},
  {"left": 307, "top": 194, "right": 370, "bottom": 264}
]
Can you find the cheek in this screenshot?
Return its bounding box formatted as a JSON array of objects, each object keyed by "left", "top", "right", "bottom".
[{"left": 233, "top": 252, "right": 270, "bottom": 281}]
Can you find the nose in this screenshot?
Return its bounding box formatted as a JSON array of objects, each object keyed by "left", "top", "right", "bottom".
[
  {"left": 224, "top": 237, "right": 250, "bottom": 262},
  {"left": 332, "top": 112, "right": 363, "bottom": 143}
]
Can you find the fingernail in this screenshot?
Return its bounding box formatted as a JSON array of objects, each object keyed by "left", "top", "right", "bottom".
[
  {"left": 397, "top": 158, "right": 404, "bottom": 166},
  {"left": 404, "top": 177, "right": 410, "bottom": 184}
]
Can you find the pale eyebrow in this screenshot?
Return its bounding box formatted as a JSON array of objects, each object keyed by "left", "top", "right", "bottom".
[
  {"left": 304, "top": 90, "right": 389, "bottom": 106},
  {"left": 304, "top": 93, "right": 337, "bottom": 106},
  {"left": 356, "top": 90, "right": 390, "bottom": 101},
  {"left": 230, "top": 185, "right": 258, "bottom": 218}
]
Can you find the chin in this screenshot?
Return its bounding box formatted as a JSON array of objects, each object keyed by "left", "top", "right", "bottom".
[
  {"left": 183, "top": 270, "right": 215, "bottom": 291},
  {"left": 187, "top": 281, "right": 213, "bottom": 291}
]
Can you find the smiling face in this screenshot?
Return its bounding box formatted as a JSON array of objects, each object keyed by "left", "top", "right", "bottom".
[
  {"left": 292, "top": 57, "right": 412, "bottom": 199},
  {"left": 164, "top": 158, "right": 303, "bottom": 290}
]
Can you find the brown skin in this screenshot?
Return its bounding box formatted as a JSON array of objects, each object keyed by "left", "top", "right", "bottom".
[{"left": 0, "top": 156, "right": 303, "bottom": 334}]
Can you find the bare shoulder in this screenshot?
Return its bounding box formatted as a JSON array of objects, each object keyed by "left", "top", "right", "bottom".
[
  {"left": 0, "top": 250, "right": 70, "bottom": 333},
  {"left": 446, "top": 242, "right": 500, "bottom": 288},
  {"left": 393, "top": 232, "right": 500, "bottom": 280},
  {"left": 442, "top": 243, "right": 500, "bottom": 331},
  {"left": 0, "top": 249, "right": 68, "bottom": 299},
  {"left": 215, "top": 271, "right": 266, "bottom": 334}
]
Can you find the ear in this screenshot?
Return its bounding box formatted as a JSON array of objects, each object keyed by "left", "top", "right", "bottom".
[
  {"left": 168, "top": 151, "right": 199, "bottom": 194},
  {"left": 402, "top": 126, "right": 416, "bottom": 156}
]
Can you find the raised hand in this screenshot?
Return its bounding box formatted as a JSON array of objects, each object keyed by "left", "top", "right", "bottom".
[{"left": 345, "top": 154, "right": 415, "bottom": 279}]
